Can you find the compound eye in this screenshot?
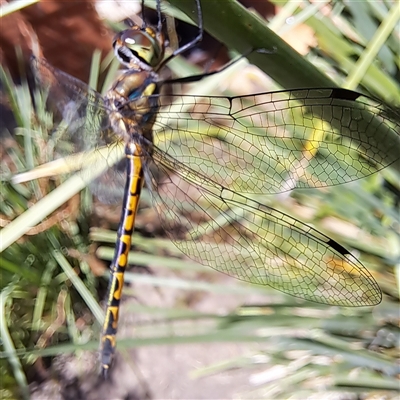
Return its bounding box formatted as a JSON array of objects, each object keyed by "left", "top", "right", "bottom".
[
  {"left": 121, "top": 30, "right": 151, "bottom": 50},
  {"left": 120, "top": 30, "right": 155, "bottom": 65}
]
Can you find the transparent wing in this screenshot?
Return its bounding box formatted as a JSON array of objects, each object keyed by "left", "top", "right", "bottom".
[
  {"left": 144, "top": 150, "right": 382, "bottom": 306},
  {"left": 31, "top": 56, "right": 121, "bottom": 154},
  {"left": 31, "top": 56, "right": 126, "bottom": 202},
  {"left": 152, "top": 89, "right": 400, "bottom": 194}
]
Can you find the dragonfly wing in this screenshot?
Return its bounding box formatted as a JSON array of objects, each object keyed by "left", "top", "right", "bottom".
[
  {"left": 31, "top": 56, "right": 126, "bottom": 203},
  {"left": 152, "top": 88, "right": 400, "bottom": 194},
  {"left": 31, "top": 56, "right": 117, "bottom": 153},
  {"left": 144, "top": 148, "right": 382, "bottom": 306}
]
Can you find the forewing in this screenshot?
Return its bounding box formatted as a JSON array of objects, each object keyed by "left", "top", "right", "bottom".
[
  {"left": 152, "top": 88, "right": 400, "bottom": 194},
  {"left": 31, "top": 56, "right": 121, "bottom": 152},
  {"left": 31, "top": 56, "right": 126, "bottom": 202},
  {"left": 144, "top": 148, "right": 382, "bottom": 306}
]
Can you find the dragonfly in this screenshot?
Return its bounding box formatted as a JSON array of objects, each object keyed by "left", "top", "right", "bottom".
[{"left": 27, "top": 0, "right": 399, "bottom": 378}]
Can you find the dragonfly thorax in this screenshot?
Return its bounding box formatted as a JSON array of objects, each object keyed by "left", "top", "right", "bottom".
[
  {"left": 113, "top": 25, "right": 165, "bottom": 71},
  {"left": 106, "top": 68, "right": 159, "bottom": 144},
  {"left": 109, "top": 69, "right": 158, "bottom": 104}
]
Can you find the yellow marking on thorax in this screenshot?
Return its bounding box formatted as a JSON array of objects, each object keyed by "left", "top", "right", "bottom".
[{"left": 143, "top": 83, "right": 156, "bottom": 97}]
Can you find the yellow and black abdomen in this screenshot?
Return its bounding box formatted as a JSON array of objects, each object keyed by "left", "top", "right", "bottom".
[{"left": 100, "top": 68, "right": 160, "bottom": 376}]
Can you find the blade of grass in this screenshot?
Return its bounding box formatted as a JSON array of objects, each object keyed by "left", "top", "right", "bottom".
[
  {"left": 0, "top": 0, "right": 39, "bottom": 18},
  {"left": 0, "top": 283, "right": 30, "bottom": 400},
  {"left": 88, "top": 49, "right": 102, "bottom": 90},
  {"left": 169, "top": 0, "right": 336, "bottom": 88},
  {"left": 31, "top": 259, "right": 58, "bottom": 332},
  {"left": 345, "top": 4, "right": 400, "bottom": 89},
  {"left": 51, "top": 249, "right": 104, "bottom": 325},
  {"left": 122, "top": 271, "right": 271, "bottom": 295}
]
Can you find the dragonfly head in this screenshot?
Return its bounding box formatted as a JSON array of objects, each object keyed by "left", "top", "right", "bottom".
[{"left": 113, "top": 25, "right": 165, "bottom": 71}]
